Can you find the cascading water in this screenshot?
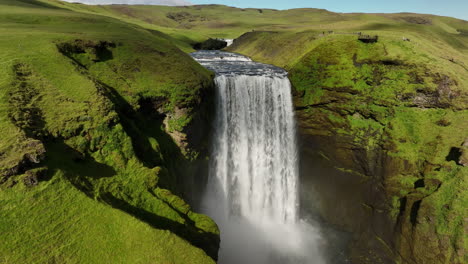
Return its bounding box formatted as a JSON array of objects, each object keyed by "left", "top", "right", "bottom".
[
  {"left": 192, "top": 51, "right": 325, "bottom": 264},
  {"left": 212, "top": 74, "right": 298, "bottom": 224}
]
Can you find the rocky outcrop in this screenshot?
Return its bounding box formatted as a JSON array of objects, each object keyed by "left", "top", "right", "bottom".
[
  {"left": 136, "top": 75, "right": 216, "bottom": 207},
  {"left": 0, "top": 63, "right": 47, "bottom": 187}
]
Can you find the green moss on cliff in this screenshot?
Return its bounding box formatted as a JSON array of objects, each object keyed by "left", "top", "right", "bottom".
[
  {"left": 287, "top": 36, "right": 467, "bottom": 264},
  {"left": 294, "top": 40, "right": 467, "bottom": 264}
]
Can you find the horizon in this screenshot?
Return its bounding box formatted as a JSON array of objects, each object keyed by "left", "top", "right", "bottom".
[
  {"left": 61, "top": 0, "right": 468, "bottom": 21},
  {"left": 191, "top": 0, "right": 468, "bottom": 21}
]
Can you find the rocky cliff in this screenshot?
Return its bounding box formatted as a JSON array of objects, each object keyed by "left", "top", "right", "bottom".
[{"left": 229, "top": 31, "right": 467, "bottom": 264}]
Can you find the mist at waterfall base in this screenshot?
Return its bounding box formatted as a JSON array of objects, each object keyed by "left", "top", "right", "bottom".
[{"left": 192, "top": 51, "right": 326, "bottom": 264}]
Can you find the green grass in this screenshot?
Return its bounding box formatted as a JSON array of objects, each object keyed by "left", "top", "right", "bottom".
[
  {"left": 0, "top": 0, "right": 218, "bottom": 263},
  {"left": 0, "top": 174, "right": 214, "bottom": 264}
]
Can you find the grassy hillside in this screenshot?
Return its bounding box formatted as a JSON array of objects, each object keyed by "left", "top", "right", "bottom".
[
  {"left": 0, "top": 0, "right": 218, "bottom": 263},
  {"left": 43, "top": 1, "right": 468, "bottom": 53}
]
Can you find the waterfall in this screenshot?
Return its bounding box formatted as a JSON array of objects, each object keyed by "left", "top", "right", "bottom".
[
  {"left": 192, "top": 51, "right": 324, "bottom": 264},
  {"left": 211, "top": 74, "right": 298, "bottom": 224}
]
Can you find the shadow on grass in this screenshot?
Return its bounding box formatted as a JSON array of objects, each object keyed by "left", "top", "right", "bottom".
[
  {"left": 100, "top": 192, "right": 219, "bottom": 260},
  {"left": 56, "top": 40, "right": 193, "bottom": 192},
  {"left": 96, "top": 80, "right": 169, "bottom": 166},
  {"left": 44, "top": 139, "right": 218, "bottom": 260},
  {"left": 44, "top": 138, "right": 116, "bottom": 196},
  {"left": 47, "top": 51, "right": 218, "bottom": 259},
  {"left": 94, "top": 79, "right": 190, "bottom": 192}
]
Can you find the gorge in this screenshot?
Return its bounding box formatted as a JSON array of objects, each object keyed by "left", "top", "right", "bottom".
[
  {"left": 0, "top": 1, "right": 466, "bottom": 264},
  {"left": 192, "top": 51, "right": 325, "bottom": 264}
]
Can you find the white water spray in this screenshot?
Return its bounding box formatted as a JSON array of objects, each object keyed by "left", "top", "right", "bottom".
[{"left": 192, "top": 51, "right": 325, "bottom": 264}]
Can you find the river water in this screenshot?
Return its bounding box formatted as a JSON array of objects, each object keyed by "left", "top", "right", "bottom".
[{"left": 191, "top": 50, "right": 326, "bottom": 264}]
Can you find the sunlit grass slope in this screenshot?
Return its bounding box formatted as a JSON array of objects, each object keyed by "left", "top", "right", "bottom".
[
  {"left": 0, "top": 0, "right": 218, "bottom": 263},
  {"left": 0, "top": 175, "right": 214, "bottom": 264}
]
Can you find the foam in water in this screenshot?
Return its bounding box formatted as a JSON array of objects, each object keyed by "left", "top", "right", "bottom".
[{"left": 192, "top": 51, "right": 325, "bottom": 264}]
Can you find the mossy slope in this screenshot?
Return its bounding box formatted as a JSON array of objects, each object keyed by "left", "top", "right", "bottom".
[{"left": 0, "top": 0, "right": 218, "bottom": 263}]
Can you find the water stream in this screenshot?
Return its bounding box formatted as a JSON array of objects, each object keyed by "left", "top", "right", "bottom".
[{"left": 191, "top": 50, "right": 325, "bottom": 264}]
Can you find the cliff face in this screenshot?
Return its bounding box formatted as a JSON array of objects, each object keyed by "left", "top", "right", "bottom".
[
  {"left": 230, "top": 32, "right": 467, "bottom": 264},
  {"left": 294, "top": 40, "right": 467, "bottom": 264},
  {"left": 290, "top": 37, "right": 467, "bottom": 264},
  {"left": 0, "top": 2, "right": 218, "bottom": 263}
]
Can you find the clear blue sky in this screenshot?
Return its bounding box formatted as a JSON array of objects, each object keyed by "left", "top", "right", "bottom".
[{"left": 190, "top": 0, "right": 468, "bottom": 21}]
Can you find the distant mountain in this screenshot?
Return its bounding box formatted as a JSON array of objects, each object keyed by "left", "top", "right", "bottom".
[{"left": 61, "top": 0, "right": 192, "bottom": 6}]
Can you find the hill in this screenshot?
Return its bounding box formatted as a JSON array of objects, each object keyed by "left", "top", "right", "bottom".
[{"left": 0, "top": 0, "right": 219, "bottom": 263}]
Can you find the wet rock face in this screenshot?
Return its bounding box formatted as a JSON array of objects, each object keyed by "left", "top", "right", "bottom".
[
  {"left": 297, "top": 110, "right": 396, "bottom": 264},
  {"left": 296, "top": 101, "right": 467, "bottom": 264}
]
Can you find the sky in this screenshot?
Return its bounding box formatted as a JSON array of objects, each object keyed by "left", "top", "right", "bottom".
[{"left": 62, "top": 0, "right": 468, "bottom": 20}]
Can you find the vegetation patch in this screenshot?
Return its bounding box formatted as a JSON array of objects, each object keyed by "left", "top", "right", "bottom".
[
  {"left": 400, "top": 16, "right": 432, "bottom": 25},
  {"left": 57, "top": 39, "right": 116, "bottom": 64},
  {"left": 193, "top": 38, "right": 227, "bottom": 50},
  {"left": 167, "top": 11, "right": 208, "bottom": 23}
]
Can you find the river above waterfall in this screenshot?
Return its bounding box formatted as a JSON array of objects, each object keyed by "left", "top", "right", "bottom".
[
  {"left": 191, "top": 50, "right": 288, "bottom": 77},
  {"left": 191, "top": 50, "right": 326, "bottom": 264}
]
